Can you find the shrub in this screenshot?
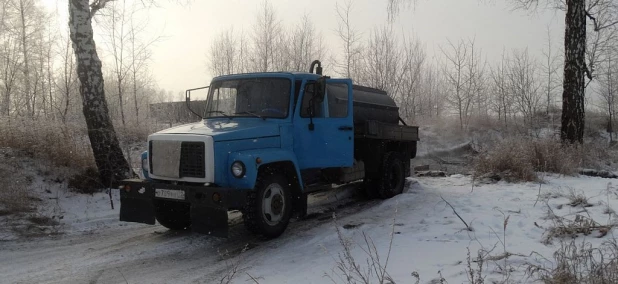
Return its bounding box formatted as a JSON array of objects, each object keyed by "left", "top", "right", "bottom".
[
  {"left": 473, "top": 137, "right": 582, "bottom": 182},
  {"left": 474, "top": 139, "right": 537, "bottom": 182}
]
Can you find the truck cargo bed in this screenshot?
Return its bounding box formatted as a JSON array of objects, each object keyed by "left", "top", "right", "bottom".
[{"left": 354, "top": 120, "right": 419, "bottom": 142}]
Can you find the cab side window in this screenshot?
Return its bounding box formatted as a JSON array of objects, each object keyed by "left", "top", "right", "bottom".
[
  {"left": 300, "top": 83, "right": 325, "bottom": 118},
  {"left": 326, "top": 84, "right": 348, "bottom": 118}
]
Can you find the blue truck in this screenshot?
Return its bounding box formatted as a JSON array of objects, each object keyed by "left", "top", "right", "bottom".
[{"left": 119, "top": 60, "right": 419, "bottom": 238}]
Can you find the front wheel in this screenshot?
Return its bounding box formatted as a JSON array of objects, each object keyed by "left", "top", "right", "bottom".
[
  {"left": 242, "top": 172, "right": 292, "bottom": 238},
  {"left": 154, "top": 200, "right": 191, "bottom": 230}
]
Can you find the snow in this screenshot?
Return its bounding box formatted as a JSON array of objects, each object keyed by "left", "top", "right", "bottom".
[{"left": 1, "top": 170, "right": 617, "bottom": 283}]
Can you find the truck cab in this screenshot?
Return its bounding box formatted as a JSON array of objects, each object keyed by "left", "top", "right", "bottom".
[{"left": 119, "top": 61, "right": 418, "bottom": 238}]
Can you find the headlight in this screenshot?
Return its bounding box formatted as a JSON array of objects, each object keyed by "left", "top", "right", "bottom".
[
  {"left": 142, "top": 157, "right": 149, "bottom": 172},
  {"left": 231, "top": 161, "right": 245, "bottom": 178}
]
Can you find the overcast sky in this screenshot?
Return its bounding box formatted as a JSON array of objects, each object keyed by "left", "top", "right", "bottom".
[{"left": 43, "top": 0, "right": 564, "bottom": 97}]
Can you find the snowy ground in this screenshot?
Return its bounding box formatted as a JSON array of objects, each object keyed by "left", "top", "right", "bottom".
[{"left": 2, "top": 169, "right": 617, "bottom": 283}]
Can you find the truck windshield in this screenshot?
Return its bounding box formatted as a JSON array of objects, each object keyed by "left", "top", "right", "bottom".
[{"left": 204, "top": 78, "right": 291, "bottom": 119}]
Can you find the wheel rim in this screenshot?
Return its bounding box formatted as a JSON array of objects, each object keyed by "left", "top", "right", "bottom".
[{"left": 262, "top": 183, "right": 285, "bottom": 226}]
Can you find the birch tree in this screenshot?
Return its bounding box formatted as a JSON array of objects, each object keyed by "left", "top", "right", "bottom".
[{"left": 69, "top": 0, "right": 132, "bottom": 186}]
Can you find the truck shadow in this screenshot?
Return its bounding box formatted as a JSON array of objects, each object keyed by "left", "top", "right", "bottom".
[{"left": 207, "top": 181, "right": 382, "bottom": 258}]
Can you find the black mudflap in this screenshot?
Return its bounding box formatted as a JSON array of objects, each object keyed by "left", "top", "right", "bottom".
[
  {"left": 120, "top": 197, "right": 156, "bottom": 225},
  {"left": 191, "top": 205, "right": 229, "bottom": 237}
]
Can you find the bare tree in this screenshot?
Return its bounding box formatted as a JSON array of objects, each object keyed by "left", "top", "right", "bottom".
[
  {"left": 69, "top": 0, "right": 132, "bottom": 186},
  {"left": 16, "top": 0, "right": 32, "bottom": 116},
  {"left": 11, "top": 0, "right": 46, "bottom": 117},
  {"left": 335, "top": 0, "right": 363, "bottom": 78},
  {"left": 360, "top": 25, "right": 402, "bottom": 93},
  {"left": 508, "top": 48, "right": 543, "bottom": 126},
  {"left": 0, "top": 11, "right": 21, "bottom": 117},
  {"left": 597, "top": 45, "right": 617, "bottom": 141},
  {"left": 541, "top": 25, "right": 562, "bottom": 116},
  {"left": 127, "top": 2, "right": 158, "bottom": 126},
  {"left": 209, "top": 6, "right": 325, "bottom": 75},
  {"left": 290, "top": 14, "right": 324, "bottom": 72},
  {"left": 490, "top": 50, "right": 513, "bottom": 127},
  {"left": 397, "top": 34, "right": 425, "bottom": 121},
  {"left": 251, "top": 0, "right": 280, "bottom": 72},
  {"left": 421, "top": 61, "right": 446, "bottom": 118},
  {"left": 101, "top": 0, "right": 131, "bottom": 126},
  {"left": 53, "top": 34, "right": 78, "bottom": 124},
  {"left": 440, "top": 38, "right": 471, "bottom": 129},
  {"left": 209, "top": 28, "right": 239, "bottom": 76},
  {"left": 465, "top": 38, "right": 488, "bottom": 122}
]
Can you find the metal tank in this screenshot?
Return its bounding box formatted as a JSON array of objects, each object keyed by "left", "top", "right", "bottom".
[{"left": 326, "top": 84, "right": 400, "bottom": 125}]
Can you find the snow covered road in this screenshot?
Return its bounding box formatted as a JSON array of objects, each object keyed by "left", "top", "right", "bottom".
[{"left": 2, "top": 174, "right": 616, "bottom": 284}]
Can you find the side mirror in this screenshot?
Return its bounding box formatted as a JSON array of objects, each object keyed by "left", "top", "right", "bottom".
[
  {"left": 315, "top": 76, "right": 328, "bottom": 103},
  {"left": 185, "top": 86, "right": 210, "bottom": 120}
]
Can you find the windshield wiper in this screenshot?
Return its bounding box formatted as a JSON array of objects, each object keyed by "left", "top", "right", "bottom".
[
  {"left": 205, "top": 110, "right": 232, "bottom": 119},
  {"left": 234, "top": 111, "right": 265, "bottom": 120}
]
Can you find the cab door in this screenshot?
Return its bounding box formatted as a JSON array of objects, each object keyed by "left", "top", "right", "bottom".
[{"left": 293, "top": 79, "right": 354, "bottom": 169}]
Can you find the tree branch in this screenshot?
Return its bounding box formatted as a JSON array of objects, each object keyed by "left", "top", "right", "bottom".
[
  {"left": 584, "top": 62, "right": 593, "bottom": 80},
  {"left": 440, "top": 195, "right": 473, "bottom": 231},
  {"left": 585, "top": 10, "right": 618, "bottom": 31},
  {"left": 90, "top": 0, "right": 115, "bottom": 17}
]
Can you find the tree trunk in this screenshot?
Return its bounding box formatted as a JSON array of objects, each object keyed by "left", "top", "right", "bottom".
[
  {"left": 132, "top": 69, "right": 139, "bottom": 125},
  {"left": 69, "top": 0, "right": 133, "bottom": 186},
  {"left": 19, "top": 0, "right": 32, "bottom": 117},
  {"left": 561, "top": 0, "right": 587, "bottom": 144}
]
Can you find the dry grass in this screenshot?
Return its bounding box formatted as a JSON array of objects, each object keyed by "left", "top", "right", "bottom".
[
  {"left": 0, "top": 118, "right": 162, "bottom": 171},
  {"left": 0, "top": 118, "right": 94, "bottom": 169},
  {"left": 324, "top": 212, "right": 397, "bottom": 284},
  {"left": 0, "top": 180, "right": 34, "bottom": 214},
  {"left": 540, "top": 194, "right": 613, "bottom": 245},
  {"left": 473, "top": 137, "right": 608, "bottom": 182},
  {"left": 474, "top": 138, "right": 539, "bottom": 182},
  {"left": 529, "top": 239, "right": 618, "bottom": 284},
  {"left": 0, "top": 162, "right": 35, "bottom": 214}
]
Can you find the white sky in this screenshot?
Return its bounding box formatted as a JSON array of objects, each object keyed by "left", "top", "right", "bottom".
[{"left": 43, "top": 0, "right": 564, "bottom": 95}]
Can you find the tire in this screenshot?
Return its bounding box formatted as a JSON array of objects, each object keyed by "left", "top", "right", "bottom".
[
  {"left": 242, "top": 171, "right": 292, "bottom": 238},
  {"left": 154, "top": 200, "right": 191, "bottom": 230},
  {"left": 377, "top": 152, "right": 406, "bottom": 199}
]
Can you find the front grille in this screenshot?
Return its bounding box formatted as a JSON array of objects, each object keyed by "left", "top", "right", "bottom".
[{"left": 179, "top": 142, "right": 205, "bottom": 178}]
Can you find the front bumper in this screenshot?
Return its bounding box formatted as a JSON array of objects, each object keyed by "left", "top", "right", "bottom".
[{"left": 119, "top": 179, "right": 247, "bottom": 238}]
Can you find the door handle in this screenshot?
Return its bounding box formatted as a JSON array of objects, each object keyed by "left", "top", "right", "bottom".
[{"left": 338, "top": 126, "right": 353, "bottom": 131}]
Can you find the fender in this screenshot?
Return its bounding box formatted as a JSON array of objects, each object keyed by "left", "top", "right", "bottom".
[{"left": 227, "top": 148, "right": 304, "bottom": 191}]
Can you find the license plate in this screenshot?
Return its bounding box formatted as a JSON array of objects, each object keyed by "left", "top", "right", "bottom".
[{"left": 155, "top": 188, "right": 185, "bottom": 200}]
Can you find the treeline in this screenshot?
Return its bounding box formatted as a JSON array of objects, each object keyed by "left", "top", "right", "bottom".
[
  {"left": 208, "top": 0, "right": 618, "bottom": 133},
  {"left": 0, "top": 0, "right": 171, "bottom": 127}
]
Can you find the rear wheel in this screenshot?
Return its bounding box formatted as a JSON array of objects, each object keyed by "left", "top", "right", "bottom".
[
  {"left": 154, "top": 200, "right": 191, "bottom": 230},
  {"left": 243, "top": 171, "right": 292, "bottom": 238},
  {"left": 377, "top": 152, "right": 406, "bottom": 199}
]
